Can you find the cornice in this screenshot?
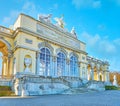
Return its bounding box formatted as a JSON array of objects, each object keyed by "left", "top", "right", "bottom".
[
  {"left": 14, "top": 27, "right": 87, "bottom": 55},
  {"left": 13, "top": 45, "right": 38, "bottom": 52}
]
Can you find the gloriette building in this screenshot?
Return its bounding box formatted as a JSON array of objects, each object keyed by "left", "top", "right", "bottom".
[{"left": 0, "top": 14, "right": 110, "bottom": 96}]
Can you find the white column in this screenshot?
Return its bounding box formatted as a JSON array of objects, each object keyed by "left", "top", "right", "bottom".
[
  {"left": 107, "top": 72, "right": 110, "bottom": 82},
  {"left": 102, "top": 71, "right": 104, "bottom": 81},
  {"left": 77, "top": 62, "right": 80, "bottom": 78},
  {"left": 7, "top": 55, "right": 11, "bottom": 76},
  {"left": 97, "top": 71, "right": 100, "bottom": 81},
  {"left": 52, "top": 55, "right": 57, "bottom": 77},
  {"left": 87, "top": 69, "right": 90, "bottom": 80},
  {"left": 91, "top": 68, "right": 94, "bottom": 80},
  {"left": 66, "top": 58, "right": 70, "bottom": 77}
]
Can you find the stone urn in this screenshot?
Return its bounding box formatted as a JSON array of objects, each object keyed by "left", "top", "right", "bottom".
[{"left": 24, "top": 58, "right": 32, "bottom": 72}]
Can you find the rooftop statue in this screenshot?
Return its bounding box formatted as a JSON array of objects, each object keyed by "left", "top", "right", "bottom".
[
  {"left": 38, "top": 14, "right": 52, "bottom": 23},
  {"left": 54, "top": 15, "right": 65, "bottom": 28},
  {"left": 71, "top": 27, "right": 77, "bottom": 38}
]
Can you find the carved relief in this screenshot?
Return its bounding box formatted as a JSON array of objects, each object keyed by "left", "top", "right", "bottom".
[{"left": 24, "top": 55, "right": 32, "bottom": 73}]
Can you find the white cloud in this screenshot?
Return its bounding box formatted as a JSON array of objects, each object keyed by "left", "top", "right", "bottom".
[
  {"left": 81, "top": 31, "right": 100, "bottom": 46},
  {"left": 48, "top": 3, "right": 59, "bottom": 12},
  {"left": 80, "top": 31, "right": 120, "bottom": 71},
  {"left": 114, "top": 38, "right": 120, "bottom": 46},
  {"left": 99, "top": 40, "right": 116, "bottom": 53},
  {"left": 72, "top": 0, "right": 101, "bottom": 9},
  {"left": 81, "top": 31, "right": 116, "bottom": 54},
  {"left": 3, "top": 11, "right": 19, "bottom": 25},
  {"left": 2, "top": 1, "right": 38, "bottom": 27},
  {"left": 22, "top": 1, "right": 38, "bottom": 15}
]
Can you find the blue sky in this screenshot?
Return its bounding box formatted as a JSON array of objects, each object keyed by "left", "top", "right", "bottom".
[{"left": 0, "top": 0, "right": 120, "bottom": 71}]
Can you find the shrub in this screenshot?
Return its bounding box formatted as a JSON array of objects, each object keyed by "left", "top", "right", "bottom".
[
  {"left": 105, "top": 86, "right": 120, "bottom": 90},
  {"left": 0, "top": 86, "right": 11, "bottom": 90},
  {"left": 0, "top": 86, "right": 13, "bottom": 96}
]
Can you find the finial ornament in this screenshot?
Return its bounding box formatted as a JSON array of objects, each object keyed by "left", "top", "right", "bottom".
[{"left": 71, "top": 27, "right": 77, "bottom": 38}]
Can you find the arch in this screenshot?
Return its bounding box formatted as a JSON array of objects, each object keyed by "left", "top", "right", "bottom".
[
  {"left": 57, "top": 51, "right": 66, "bottom": 76},
  {"left": 39, "top": 47, "right": 51, "bottom": 76},
  {"left": 38, "top": 42, "right": 54, "bottom": 54},
  {"left": 70, "top": 54, "right": 78, "bottom": 77},
  {"left": 0, "top": 37, "right": 11, "bottom": 51},
  {"left": 0, "top": 38, "right": 11, "bottom": 77},
  {"left": 56, "top": 48, "right": 68, "bottom": 57},
  {"left": 69, "top": 52, "right": 79, "bottom": 59}
]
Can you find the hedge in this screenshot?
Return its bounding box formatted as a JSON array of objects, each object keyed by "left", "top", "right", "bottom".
[
  {"left": 105, "top": 86, "right": 120, "bottom": 90},
  {"left": 0, "top": 86, "right": 13, "bottom": 96}
]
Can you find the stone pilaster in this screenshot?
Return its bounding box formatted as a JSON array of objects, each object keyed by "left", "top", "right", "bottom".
[
  {"left": 78, "top": 62, "right": 81, "bottom": 78},
  {"left": 66, "top": 58, "right": 70, "bottom": 76},
  {"left": 52, "top": 55, "right": 57, "bottom": 77},
  {"left": 36, "top": 51, "right": 40, "bottom": 75},
  {"left": 91, "top": 68, "right": 94, "bottom": 80}
]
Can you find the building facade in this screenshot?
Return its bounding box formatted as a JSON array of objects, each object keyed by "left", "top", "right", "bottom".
[{"left": 0, "top": 14, "right": 110, "bottom": 95}]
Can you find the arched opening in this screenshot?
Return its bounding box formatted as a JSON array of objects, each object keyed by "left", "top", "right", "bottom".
[
  {"left": 0, "top": 40, "right": 9, "bottom": 77},
  {"left": 70, "top": 55, "right": 78, "bottom": 77},
  {"left": 39, "top": 47, "right": 51, "bottom": 76},
  {"left": 57, "top": 52, "right": 66, "bottom": 77},
  {"left": 87, "top": 64, "right": 92, "bottom": 80}
]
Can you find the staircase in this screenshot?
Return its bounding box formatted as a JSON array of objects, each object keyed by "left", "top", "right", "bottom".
[{"left": 0, "top": 78, "right": 12, "bottom": 86}]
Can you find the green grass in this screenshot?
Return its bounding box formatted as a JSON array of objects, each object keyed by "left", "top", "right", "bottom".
[
  {"left": 0, "top": 86, "right": 14, "bottom": 96},
  {"left": 105, "top": 85, "right": 120, "bottom": 90}
]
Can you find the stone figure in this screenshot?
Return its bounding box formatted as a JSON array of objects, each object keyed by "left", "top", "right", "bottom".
[
  {"left": 24, "top": 58, "right": 32, "bottom": 72},
  {"left": 113, "top": 75, "right": 118, "bottom": 86},
  {"left": 54, "top": 15, "right": 65, "bottom": 28},
  {"left": 38, "top": 14, "right": 52, "bottom": 23},
  {"left": 71, "top": 27, "right": 77, "bottom": 38}
]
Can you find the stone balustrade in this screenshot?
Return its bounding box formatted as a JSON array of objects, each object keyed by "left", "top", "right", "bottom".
[{"left": 0, "top": 26, "right": 13, "bottom": 34}]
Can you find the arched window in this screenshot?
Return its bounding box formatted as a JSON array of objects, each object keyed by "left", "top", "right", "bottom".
[
  {"left": 70, "top": 55, "right": 78, "bottom": 77},
  {"left": 40, "top": 47, "right": 51, "bottom": 76},
  {"left": 57, "top": 52, "right": 66, "bottom": 76}
]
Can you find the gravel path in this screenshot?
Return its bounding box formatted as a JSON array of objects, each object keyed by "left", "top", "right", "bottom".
[{"left": 0, "top": 90, "right": 120, "bottom": 106}]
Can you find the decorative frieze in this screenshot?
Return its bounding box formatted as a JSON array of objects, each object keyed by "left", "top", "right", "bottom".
[{"left": 37, "top": 24, "right": 82, "bottom": 51}]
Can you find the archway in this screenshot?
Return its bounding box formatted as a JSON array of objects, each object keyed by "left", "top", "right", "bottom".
[
  {"left": 87, "top": 64, "right": 92, "bottom": 80},
  {"left": 0, "top": 40, "right": 9, "bottom": 77}
]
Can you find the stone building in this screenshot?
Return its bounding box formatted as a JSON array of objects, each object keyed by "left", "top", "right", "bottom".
[{"left": 0, "top": 14, "right": 110, "bottom": 96}]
